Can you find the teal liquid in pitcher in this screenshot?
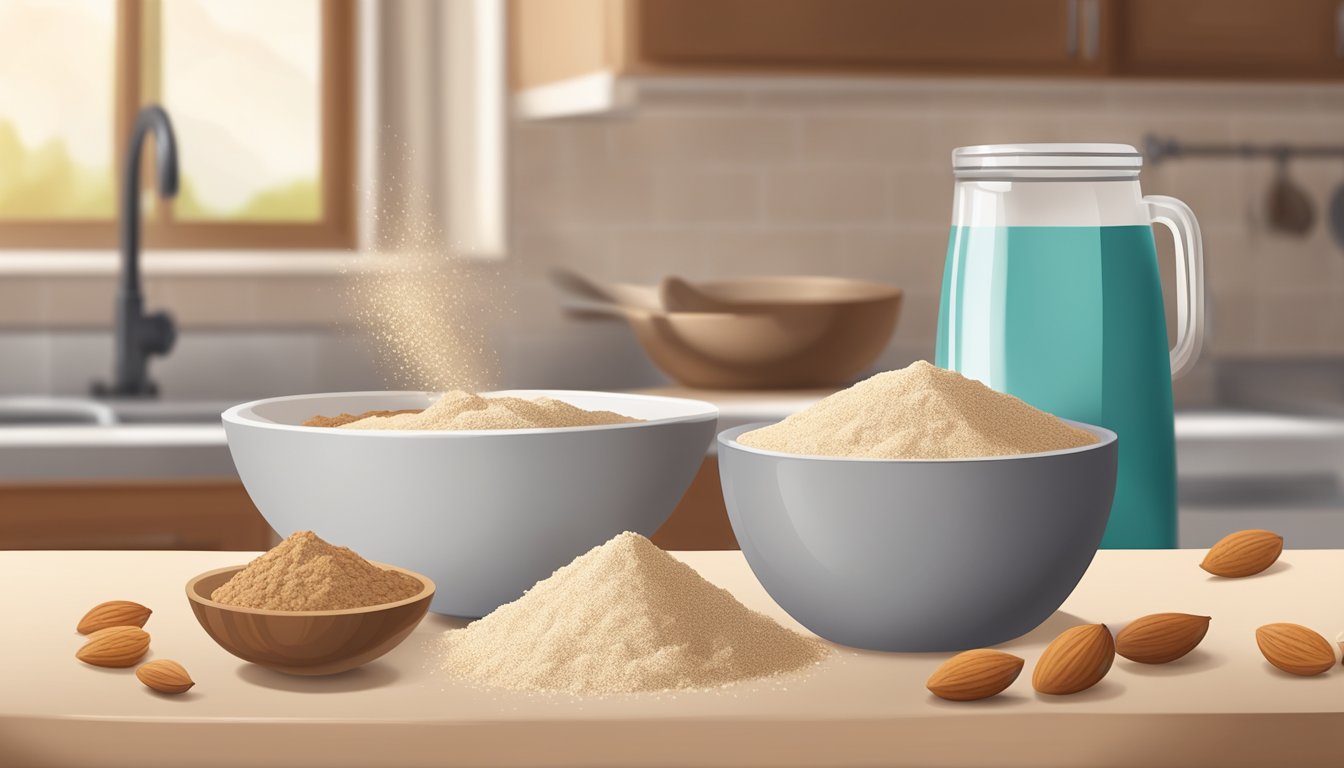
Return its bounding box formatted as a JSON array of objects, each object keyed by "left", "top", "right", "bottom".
[{"left": 935, "top": 225, "right": 1177, "bottom": 548}]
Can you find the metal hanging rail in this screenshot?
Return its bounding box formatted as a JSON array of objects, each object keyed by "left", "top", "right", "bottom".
[{"left": 1144, "top": 134, "right": 1344, "bottom": 164}]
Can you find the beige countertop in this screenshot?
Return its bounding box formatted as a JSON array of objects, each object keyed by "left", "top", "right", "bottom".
[{"left": 2, "top": 548, "right": 1342, "bottom": 768}]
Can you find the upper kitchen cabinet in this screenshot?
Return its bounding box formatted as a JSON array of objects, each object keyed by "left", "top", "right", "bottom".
[
  {"left": 630, "top": 0, "right": 1096, "bottom": 76},
  {"left": 512, "top": 0, "right": 1103, "bottom": 116},
  {"left": 1112, "top": 0, "right": 1344, "bottom": 80},
  {"left": 513, "top": 0, "right": 1344, "bottom": 118}
]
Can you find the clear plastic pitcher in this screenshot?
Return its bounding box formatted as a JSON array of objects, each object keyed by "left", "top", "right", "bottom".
[{"left": 935, "top": 143, "right": 1204, "bottom": 548}]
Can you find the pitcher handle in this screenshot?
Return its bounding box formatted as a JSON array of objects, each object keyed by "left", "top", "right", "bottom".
[{"left": 1144, "top": 195, "right": 1205, "bottom": 380}]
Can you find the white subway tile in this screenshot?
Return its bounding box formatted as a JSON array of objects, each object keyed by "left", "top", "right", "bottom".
[
  {"left": 608, "top": 115, "right": 797, "bottom": 167},
  {"left": 765, "top": 168, "right": 893, "bottom": 224},
  {"left": 654, "top": 169, "right": 761, "bottom": 224}
]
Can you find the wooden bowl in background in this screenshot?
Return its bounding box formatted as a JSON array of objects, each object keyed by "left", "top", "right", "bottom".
[
  {"left": 559, "top": 273, "right": 904, "bottom": 390},
  {"left": 635, "top": 276, "right": 904, "bottom": 389},
  {"left": 185, "top": 564, "right": 435, "bottom": 676}
]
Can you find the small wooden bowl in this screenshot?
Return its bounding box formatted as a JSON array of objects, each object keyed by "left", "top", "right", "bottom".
[{"left": 185, "top": 564, "right": 435, "bottom": 676}]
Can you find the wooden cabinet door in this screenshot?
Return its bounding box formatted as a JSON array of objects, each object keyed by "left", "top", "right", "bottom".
[
  {"left": 1114, "top": 0, "right": 1344, "bottom": 79},
  {"left": 0, "top": 482, "right": 276, "bottom": 551},
  {"left": 632, "top": 0, "right": 1101, "bottom": 76}
]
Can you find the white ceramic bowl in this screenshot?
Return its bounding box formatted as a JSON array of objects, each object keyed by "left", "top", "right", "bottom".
[{"left": 223, "top": 390, "right": 718, "bottom": 617}]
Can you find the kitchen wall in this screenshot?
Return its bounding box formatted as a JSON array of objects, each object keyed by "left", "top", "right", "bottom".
[
  {"left": 500, "top": 78, "right": 1344, "bottom": 401},
  {"left": 0, "top": 274, "right": 385, "bottom": 400},
  {"left": 2, "top": 77, "right": 1342, "bottom": 401}
]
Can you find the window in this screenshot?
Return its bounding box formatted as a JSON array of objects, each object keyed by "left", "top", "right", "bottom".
[{"left": 0, "top": 0, "right": 355, "bottom": 249}]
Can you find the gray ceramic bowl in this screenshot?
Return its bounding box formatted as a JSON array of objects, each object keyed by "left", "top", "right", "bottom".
[
  {"left": 224, "top": 390, "right": 717, "bottom": 617},
  {"left": 718, "top": 421, "right": 1118, "bottom": 652}
]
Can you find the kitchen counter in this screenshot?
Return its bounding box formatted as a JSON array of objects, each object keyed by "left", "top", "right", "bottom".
[
  {"left": 2, "top": 390, "right": 1341, "bottom": 482},
  {"left": 0, "top": 399, "right": 236, "bottom": 482},
  {"left": 3, "top": 549, "right": 1342, "bottom": 767},
  {"left": 0, "top": 425, "right": 235, "bottom": 482}
]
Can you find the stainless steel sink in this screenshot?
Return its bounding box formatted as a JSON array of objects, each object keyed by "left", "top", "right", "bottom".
[
  {"left": 0, "top": 398, "right": 116, "bottom": 426},
  {"left": 109, "top": 401, "right": 230, "bottom": 425},
  {"left": 0, "top": 397, "right": 235, "bottom": 483},
  {"left": 0, "top": 398, "right": 228, "bottom": 426}
]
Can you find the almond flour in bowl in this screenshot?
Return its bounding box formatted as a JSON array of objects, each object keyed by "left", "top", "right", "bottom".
[
  {"left": 302, "top": 409, "right": 422, "bottom": 428},
  {"left": 738, "top": 360, "right": 1096, "bottom": 459},
  {"left": 311, "top": 391, "right": 640, "bottom": 431},
  {"left": 437, "top": 532, "right": 830, "bottom": 694},
  {"left": 719, "top": 362, "right": 1118, "bottom": 652}
]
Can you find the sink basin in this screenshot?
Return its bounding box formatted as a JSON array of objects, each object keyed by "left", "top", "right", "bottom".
[
  {"left": 0, "top": 397, "right": 233, "bottom": 482},
  {"left": 110, "top": 401, "right": 231, "bottom": 425},
  {"left": 0, "top": 398, "right": 116, "bottom": 426},
  {"left": 0, "top": 398, "right": 228, "bottom": 426}
]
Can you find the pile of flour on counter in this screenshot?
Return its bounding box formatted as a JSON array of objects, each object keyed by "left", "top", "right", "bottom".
[
  {"left": 739, "top": 360, "right": 1097, "bottom": 459},
  {"left": 338, "top": 391, "right": 639, "bottom": 431},
  {"left": 436, "top": 532, "right": 829, "bottom": 694}
]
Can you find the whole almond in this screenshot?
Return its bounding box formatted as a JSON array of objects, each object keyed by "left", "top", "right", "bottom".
[
  {"left": 136, "top": 660, "right": 195, "bottom": 694},
  {"left": 75, "top": 626, "right": 150, "bottom": 668},
  {"left": 926, "top": 649, "right": 1024, "bottom": 701},
  {"left": 1256, "top": 623, "right": 1335, "bottom": 676},
  {"left": 1032, "top": 623, "right": 1114, "bottom": 695},
  {"left": 1115, "top": 613, "right": 1211, "bottom": 664},
  {"left": 77, "top": 600, "right": 152, "bottom": 635},
  {"left": 1200, "top": 529, "right": 1283, "bottom": 578}
]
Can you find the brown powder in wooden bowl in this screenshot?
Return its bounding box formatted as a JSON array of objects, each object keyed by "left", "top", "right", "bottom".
[
  {"left": 738, "top": 360, "right": 1097, "bottom": 459},
  {"left": 211, "top": 531, "right": 423, "bottom": 611}
]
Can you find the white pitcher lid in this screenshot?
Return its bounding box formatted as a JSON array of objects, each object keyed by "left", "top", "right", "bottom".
[{"left": 953, "top": 143, "right": 1142, "bottom": 172}]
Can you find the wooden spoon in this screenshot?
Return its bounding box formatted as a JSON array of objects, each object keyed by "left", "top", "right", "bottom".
[{"left": 659, "top": 275, "right": 738, "bottom": 312}]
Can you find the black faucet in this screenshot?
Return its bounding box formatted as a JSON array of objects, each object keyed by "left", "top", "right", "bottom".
[{"left": 94, "top": 105, "right": 178, "bottom": 398}]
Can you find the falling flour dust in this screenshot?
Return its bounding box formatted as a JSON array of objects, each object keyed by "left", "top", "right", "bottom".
[{"left": 345, "top": 163, "right": 506, "bottom": 392}]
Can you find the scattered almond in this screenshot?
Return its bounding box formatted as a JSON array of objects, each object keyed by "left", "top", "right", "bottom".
[
  {"left": 76, "top": 600, "right": 152, "bottom": 635},
  {"left": 1032, "top": 623, "right": 1114, "bottom": 695},
  {"left": 136, "top": 660, "right": 195, "bottom": 694},
  {"left": 1200, "top": 529, "right": 1283, "bottom": 578},
  {"left": 75, "top": 626, "right": 150, "bottom": 668},
  {"left": 1336, "top": 632, "right": 1344, "bottom": 667},
  {"left": 926, "top": 649, "right": 1024, "bottom": 701},
  {"left": 1255, "top": 623, "right": 1335, "bottom": 676},
  {"left": 1115, "top": 613, "right": 1211, "bottom": 664}
]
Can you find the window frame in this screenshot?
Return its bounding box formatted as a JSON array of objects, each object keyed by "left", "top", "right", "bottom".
[{"left": 0, "top": 0, "right": 356, "bottom": 250}]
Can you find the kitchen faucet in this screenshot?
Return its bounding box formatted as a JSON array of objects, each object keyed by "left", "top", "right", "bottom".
[{"left": 93, "top": 105, "right": 178, "bottom": 398}]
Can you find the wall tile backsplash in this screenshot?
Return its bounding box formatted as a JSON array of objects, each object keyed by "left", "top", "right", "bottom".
[
  {"left": 2, "top": 78, "right": 1342, "bottom": 400},
  {"left": 0, "top": 330, "right": 387, "bottom": 402},
  {"left": 503, "top": 78, "right": 1344, "bottom": 397}
]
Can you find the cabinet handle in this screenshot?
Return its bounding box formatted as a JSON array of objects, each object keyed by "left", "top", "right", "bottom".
[
  {"left": 1082, "top": 0, "right": 1100, "bottom": 61},
  {"left": 1066, "top": 0, "right": 1079, "bottom": 59},
  {"left": 1337, "top": 1, "right": 1344, "bottom": 57}
]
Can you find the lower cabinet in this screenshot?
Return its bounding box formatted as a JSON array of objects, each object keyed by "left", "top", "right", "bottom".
[
  {"left": 0, "top": 481, "right": 277, "bottom": 551},
  {"left": 652, "top": 457, "right": 739, "bottom": 551},
  {"left": 0, "top": 460, "right": 736, "bottom": 552}
]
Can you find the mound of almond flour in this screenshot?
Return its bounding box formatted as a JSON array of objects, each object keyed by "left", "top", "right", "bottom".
[
  {"left": 211, "top": 531, "right": 423, "bottom": 611},
  {"left": 338, "top": 391, "right": 639, "bottom": 431},
  {"left": 437, "top": 532, "right": 829, "bottom": 694},
  {"left": 738, "top": 360, "right": 1097, "bottom": 459}
]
